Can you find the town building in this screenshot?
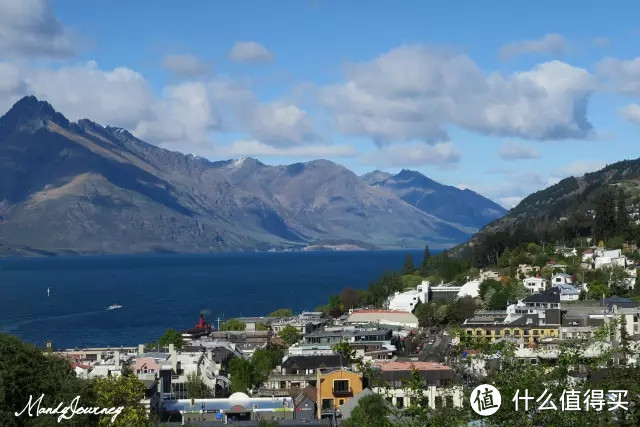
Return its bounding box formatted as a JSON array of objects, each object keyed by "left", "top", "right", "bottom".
[
  {"left": 387, "top": 282, "right": 429, "bottom": 312},
  {"left": 551, "top": 273, "right": 573, "bottom": 286},
  {"left": 462, "top": 308, "right": 560, "bottom": 344},
  {"left": 299, "top": 325, "right": 396, "bottom": 360},
  {"left": 479, "top": 270, "right": 500, "bottom": 281},
  {"left": 316, "top": 368, "right": 363, "bottom": 419},
  {"left": 371, "top": 361, "right": 463, "bottom": 410},
  {"left": 271, "top": 312, "right": 328, "bottom": 335},
  {"left": 523, "top": 276, "right": 548, "bottom": 294},
  {"left": 161, "top": 393, "right": 294, "bottom": 423},
  {"left": 517, "top": 264, "right": 540, "bottom": 276},
  {"left": 346, "top": 309, "right": 419, "bottom": 329},
  {"left": 258, "top": 354, "right": 345, "bottom": 397}
]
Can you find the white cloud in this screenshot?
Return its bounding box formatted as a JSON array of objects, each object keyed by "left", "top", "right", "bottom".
[
  {"left": 0, "top": 0, "right": 75, "bottom": 58},
  {"left": 320, "top": 45, "right": 594, "bottom": 145},
  {"left": 229, "top": 41, "right": 273, "bottom": 63},
  {"left": 24, "top": 61, "right": 155, "bottom": 129},
  {"left": 161, "top": 54, "right": 211, "bottom": 77},
  {"left": 360, "top": 141, "right": 460, "bottom": 168},
  {"left": 134, "top": 82, "right": 219, "bottom": 150},
  {"left": 247, "top": 103, "right": 315, "bottom": 145},
  {"left": 620, "top": 104, "right": 640, "bottom": 126},
  {"left": 499, "top": 34, "right": 568, "bottom": 60},
  {"left": 214, "top": 140, "right": 357, "bottom": 158},
  {"left": 497, "top": 140, "right": 540, "bottom": 160},
  {"left": 598, "top": 56, "right": 640, "bottom": 96}
]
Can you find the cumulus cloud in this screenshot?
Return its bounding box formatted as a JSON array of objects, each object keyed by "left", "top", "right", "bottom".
[
  {"left": 0, "top": 59, "right": 320, "bottom": 157},
  {"left": 0, "top": 0, "right": 75, "bottom": 58},
  {"left": 499, "top": 34, "right": 568, "bottom": 60},
  {"left": 620, "top": 104, "right": 640, "bottom": 126},
  {"left": 497, "top": 140, "right": 540, "bottom": 160},
  {"left": 24, "top": 61, "right": 155, "bottom": 129},
  {"left": 214, "top": 140, "right": 357, "bottom": 158},
  {"left": 360, "top": 141, "right": 460, "bottom": 168},
  {"left": 598, "top": 57, "right": 640, "bottom": 96},
  {"left": 134, "top": 82, "right": 219, "bottom": 151},
  {"left": 320, "top": 45, "right": 594, "bottom": 145},
  {"left": 229, "top": 41, "right": 273, "bottom": 63},
  {"left": 161, "top": 54, "right": 211, "bottom": 77}
]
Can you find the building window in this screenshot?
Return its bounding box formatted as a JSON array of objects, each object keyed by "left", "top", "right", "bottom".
[
  {"left": 322, "top": 399, "right": 334, "bottom": 410},
  {"left": 446, "top": 396, "right": 453, "bottom": 407},
  {"left": 333, "top": 380, "right": 349, "bottom": 393},
  {"left": 435, "top": 396, "right": 443, "bottom": 408},
  {"left": 339, "top": 399, "right": 344, "bottom": 405},
  {"left": 396, "top": 397, "right": 404, "bottom": 409}
]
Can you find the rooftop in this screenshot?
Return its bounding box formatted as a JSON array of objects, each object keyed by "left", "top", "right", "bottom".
[{"left": 373, "top": 361, "right": 452, "bottom": 372}]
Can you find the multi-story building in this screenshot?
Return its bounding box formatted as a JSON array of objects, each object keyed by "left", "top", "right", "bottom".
[
  {"left": 462, "top": 309, "right": 560, "bottom": 344},
  {"left": 258, "top": 354, "right": 344, "bottom": 397},
  {"left": 316, "top": 367, "right": 363, "bottom": 419},
  {"left": 523, "top": 276, "right": 548, "bottom": 294}
]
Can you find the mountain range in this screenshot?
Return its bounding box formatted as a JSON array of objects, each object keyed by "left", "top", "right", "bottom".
[{"left": 0, "top": 96, "right": 506, "bottom": 255}]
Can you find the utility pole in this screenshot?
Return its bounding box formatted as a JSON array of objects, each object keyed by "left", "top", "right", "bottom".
[{"left": 215, "top": 317, "right": 222, "bottom": 331}]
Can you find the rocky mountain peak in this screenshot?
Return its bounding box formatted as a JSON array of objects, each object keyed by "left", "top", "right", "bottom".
[{"left": 0, "top": 96, "right": 70, "bottom": 134}]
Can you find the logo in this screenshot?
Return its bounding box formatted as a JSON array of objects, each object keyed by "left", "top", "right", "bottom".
[{"left": 470, "top": 384, "right": 501, "bottom": 416}]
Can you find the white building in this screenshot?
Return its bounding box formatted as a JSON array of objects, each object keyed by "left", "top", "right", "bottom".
[
  {"left": 517, "top": 264, "right": 539, "bottom": 276},
  {"left": 479, "top": 270, "right": 499, "bottom": 281},
  {"left": 551, "top": 273, "right": 573, "bottom": 286},
  {"left": 556, "top": 284, "right": 580, "bottom": 301},
  {"left": 523, "top": 277, "right": 548, "bottom": 294},
  {"left": 387, "top": 282, "right": 429, "bottom": 312},
  {"left": 594, "top": 248, "right": 627, "bottom": 270}
]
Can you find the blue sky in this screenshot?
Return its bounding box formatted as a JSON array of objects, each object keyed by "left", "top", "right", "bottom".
[{"left": 1, "top": 1, "right": 640, "bottom": 207}]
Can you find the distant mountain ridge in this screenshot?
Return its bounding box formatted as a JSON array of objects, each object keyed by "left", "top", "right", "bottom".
[
  {"left": 0, "top": 96, "right": 505, "bottom": 255},
  {"left": 364, "top": 168, "right": 507, "bottom": 229}
]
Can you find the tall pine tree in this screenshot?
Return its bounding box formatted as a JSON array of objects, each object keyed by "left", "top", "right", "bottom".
[
  {"left": 595, "top": 192, "right": 616, "bottom": 241},
  {"left": 403, "top": 253, "right": 416, "bottom": 275},
  {"left": 616, "top": 188, "right": 630, "bottom": 238},
  {"left": 420, "top": 244, "right": 431, "bottom": 275}
]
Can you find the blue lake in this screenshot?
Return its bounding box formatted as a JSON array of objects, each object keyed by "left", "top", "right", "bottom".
[{"left": 0, "top": 250, "right": 423, "bottom": 349}]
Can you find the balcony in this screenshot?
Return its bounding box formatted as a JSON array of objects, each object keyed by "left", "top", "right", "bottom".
[{"left": 332, "top": 387, "right": 352, "bottom": 396}]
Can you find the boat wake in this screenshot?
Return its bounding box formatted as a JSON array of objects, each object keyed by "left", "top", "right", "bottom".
[{"left": 0, "top": 309, "right": 106, "bottom": 333}]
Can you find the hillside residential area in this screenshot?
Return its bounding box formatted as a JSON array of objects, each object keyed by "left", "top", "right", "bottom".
[{"left": 22, "top": 237, "right": 639, "bottom": 425}]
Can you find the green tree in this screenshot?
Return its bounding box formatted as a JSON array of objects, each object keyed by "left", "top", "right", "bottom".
[
  {"left": 587, "top": 281, "right": 612, "bottom": 300},
  {"left": 616, "top": 189, "right": 630, "bottom": 238},
  {"left": 228, "top": 357, "right": 253, "bottom": 392},
  {"left": 332, "top": 341, "right": 358, "bottom": 365},
  {"left": 445, "top": 296, "right": 479, "bottom": 324},
  {"left": 0, "top": 333, "right": 97, "bottom": 426},
  {"left": 220, "top": 319, "right": 246, "bottom": 331},
  {"left": 268, "top": 308, "right": 293, "bottom": 318},
  {"left": 158, "top": 328, "right": 184, "bottom": 349},
  {"left": 420, "top": 244, "right": 432, "bottom": 274},
  {"left": 595, "top": 192, "right": 616, "bottom": 241},
  {"left": 278, "top": 325, "right": 302, "bottom": 346},
  {"left": 185, "top": 372, "right": 210, "bottom": 398},
  {"left": 342, "top": 393, "right": 392, "bottom": 427},
  {"left": 498, "top": 247, "right": 512, "bottom": 268},
  {"left": 414, "top": 301, "right": 447, "bottom": 328},
  {"left": 94, "top": 375, "right": 147, "bottom": 427},
  {"left": 403, "top": 253, "right": 416, "bottom": 275},
  {"left": 251, "top": 347, "right": 284, "bottom": 387}
]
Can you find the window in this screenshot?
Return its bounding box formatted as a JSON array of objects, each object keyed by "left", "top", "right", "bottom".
[
  {"left": 322, "top": 399, "right": 334, "bottom": 410},
  {"left": 446, "top": 396, "right": 453, "bottom": 408},
  {"left": 396, "top": 397, "right": 404, "bottom": 409},
  {"left": 435, "top": 396, "right": 443, "bottom": 408},
  {"left": 333, "top": 380, "right": 349, "bottom": 393},
  {"left": 339, "top": 399, "right": 344, "bottom": 405}
]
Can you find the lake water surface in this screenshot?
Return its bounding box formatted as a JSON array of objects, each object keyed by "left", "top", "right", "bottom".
[{"left": 0, "top": 250, "right": 423, "bottom": 349}]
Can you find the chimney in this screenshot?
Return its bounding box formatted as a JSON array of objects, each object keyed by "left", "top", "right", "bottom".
[{"left": 138, "top": 344, "right": 144, "bottom": 355}]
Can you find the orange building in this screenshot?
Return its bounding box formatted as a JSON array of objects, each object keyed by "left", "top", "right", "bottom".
[{"left": 316, "top": 367, "right": 363, "bottom": 419}]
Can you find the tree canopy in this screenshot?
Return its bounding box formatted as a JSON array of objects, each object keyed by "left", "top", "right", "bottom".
[
  {"left": 158, "top": 328, "right": 184, "bottom": 349},
  {"left": 267, "top": 308, "right": 293, "bottom": 318},
  {"left": 278, "top": 325, "right": 302, "bottom": 347}
]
